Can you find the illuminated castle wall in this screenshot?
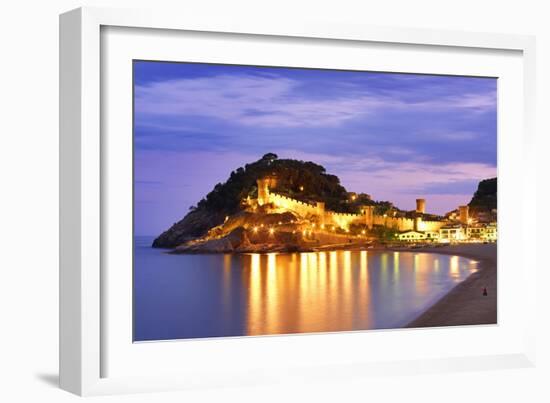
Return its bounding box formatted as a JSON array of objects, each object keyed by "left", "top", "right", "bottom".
[{"left": 256, "top": 178, "right": 445, "bottom": 232}]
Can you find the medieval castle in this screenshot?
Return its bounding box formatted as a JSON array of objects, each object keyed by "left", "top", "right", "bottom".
[{"left": 246, "top": 176, "right": 497, "bottom": 243}]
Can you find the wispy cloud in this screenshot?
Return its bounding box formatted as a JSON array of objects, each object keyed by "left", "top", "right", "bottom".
[
  {"left": 135, "top": 74, "right": 496, "bottom": 129},
  {"left": 337, "top": 157, "right": 496, "bottom": 211}
]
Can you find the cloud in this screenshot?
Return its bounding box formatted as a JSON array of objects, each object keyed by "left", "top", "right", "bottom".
[
  {"left": 135, "top": 74, "right": 497, "bottom": 129},
  {"left": 336, "top": 157, "right": 496, "bottom": 212}
]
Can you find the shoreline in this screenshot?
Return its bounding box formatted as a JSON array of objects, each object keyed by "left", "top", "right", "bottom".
[{"left": 405, "top": 243, "right": 497, "bottom": 328}]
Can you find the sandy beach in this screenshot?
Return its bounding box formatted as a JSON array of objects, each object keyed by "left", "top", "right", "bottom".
[{"left": 405, "top": 243, "right": 497, "bottom": 328}]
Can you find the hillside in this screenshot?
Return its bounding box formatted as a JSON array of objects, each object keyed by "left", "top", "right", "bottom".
[
  {"left": 468, "top": 177, "right": 497, "bottom": 213},
  {"left": 152, "top": 153, "right": 388, "bottom": 248}
]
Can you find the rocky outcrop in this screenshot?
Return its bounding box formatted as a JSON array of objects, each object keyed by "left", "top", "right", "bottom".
[
  {"left": 152, "top": 209, "right": 226, "bottom": 248},
  {"left": 172, "top": 227, "right": 250, "bottom": 253},
  {"left": 171, "top": 224, "right": 312, "bottom": 254}
]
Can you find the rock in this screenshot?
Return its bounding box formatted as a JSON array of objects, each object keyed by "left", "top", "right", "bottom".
[
  {"left": 172, "top": 227, "right": 248, "bottom": 254},
  {"left": 153, "top": 209, "right": 227, "bottom": 248}
]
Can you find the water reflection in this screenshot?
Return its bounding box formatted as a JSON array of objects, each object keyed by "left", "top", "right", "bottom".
[
  {"left": 240, "top": 250, "right": 475, "bottom": 336},
  {"left": 134, "top": 236, "right": 478, "bottom": 341}
]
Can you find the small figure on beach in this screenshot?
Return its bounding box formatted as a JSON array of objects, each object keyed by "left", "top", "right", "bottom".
[{"left": 482, "top": 287, "right": 488, "bottom": 296}]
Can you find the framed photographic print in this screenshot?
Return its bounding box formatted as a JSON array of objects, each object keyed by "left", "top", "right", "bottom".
[
  {"left": 133, "top": 60, "right": 497, "bottom": 341},
  {"left": 60, "top": 7, "right": 537, "bottom": 396}
]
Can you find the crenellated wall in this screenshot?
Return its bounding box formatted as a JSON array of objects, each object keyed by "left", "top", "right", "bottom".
[
  {"left": 268, "top": 192, "right": 321, "bottom": 217},
  {"left": 266, "top": 190, "right": 368, "bottom": 229},
  {"left": 325, "top": 211, "right": 362, "bottom": 228},
  {"left": 257, "top": 178, "right": 446, "bottom": 232}
]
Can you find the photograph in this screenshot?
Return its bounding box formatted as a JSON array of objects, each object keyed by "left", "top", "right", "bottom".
[{"left": 133, "top": 60, "right": 498, "bottom": 342}]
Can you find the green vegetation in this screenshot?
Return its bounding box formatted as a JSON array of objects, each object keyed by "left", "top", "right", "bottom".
[
  {"left": 468, "top": 177, "right": 497, "bottom": 212},
  {"left": 371, "top": 225, "right": 399, "bottom": 241}
]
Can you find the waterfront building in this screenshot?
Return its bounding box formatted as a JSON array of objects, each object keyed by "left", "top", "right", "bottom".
[
  {"left": 396, "top": 230, "right": 439, "bottom": 242},
  {"left": 439, "top": 224, "right": 468, "bottom": 242}
]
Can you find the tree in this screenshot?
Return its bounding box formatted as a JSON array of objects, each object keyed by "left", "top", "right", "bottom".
[{"left": 261, "top": 153, "right": 278, "bottom": 162}]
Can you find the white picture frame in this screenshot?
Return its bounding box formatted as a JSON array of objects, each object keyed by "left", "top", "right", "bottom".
[{"left": 59, "top": 6, "right": 537, "bottom": 396}]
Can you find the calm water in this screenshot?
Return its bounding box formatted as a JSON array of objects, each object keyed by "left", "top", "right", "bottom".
[{"left": 134, "top": 236, "right": 478, "bottom": 341}]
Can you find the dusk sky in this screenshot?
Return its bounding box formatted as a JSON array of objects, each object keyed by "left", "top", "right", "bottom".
[{"left": 134, "top": 61, "right": 497, "bottom": 236}]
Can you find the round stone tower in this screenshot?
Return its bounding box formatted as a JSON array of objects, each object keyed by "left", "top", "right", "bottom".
[
  {"left": 416, "top": 198, "right": 426, "bottom": 214},
  {"left": 459, "top": 205, "right": 469, "bottom": 224},
  {"left": 257, "top": 178, "right": 270, "bottom": 206}
]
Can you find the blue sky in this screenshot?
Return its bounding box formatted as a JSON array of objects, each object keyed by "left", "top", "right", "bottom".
[{"left": 134, "top": 61, "right": 497, "bottom": 236}]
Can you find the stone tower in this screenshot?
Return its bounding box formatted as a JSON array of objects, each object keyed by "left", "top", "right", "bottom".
[
  {"left": 257, "top": 178, "right": 270, "bottom": 206},
  {"left": 316, "top": 202, "right": 326, "bottom": 225},
  {"left": 459, "top": 205, "right": 469, "bottom": 224},
  {"left": 362, "top": 205, "right": 374, "bottom": 230},
  {"left": 416, "top": 198, "right": 426, "bottom": 214}
]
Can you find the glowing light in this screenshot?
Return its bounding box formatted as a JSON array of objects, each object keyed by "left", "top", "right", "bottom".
[
  {"left": 278, "top": 221, "right": 282, "bottom": 225},
  {"left": 321, "top": 224, "right": 325, "bottom": 229},
  {"left": 299, "top": 185, "right": 304, "bottom": 191},
  {"left": 269, "top": 228, "right": 275, "bottom": 235},
  {"left": 361, "top": 230, "right": 366, "bottom": 235},
  {"left": 224, "top": 216, "right": 229, "bottom": 222},
  {"left": 302, "top": 230, "right": 307, "bottom": 236},
  {"left": 450, "top": 255, "right": 459, "bottom": 276},
  {"left": 393, "top": 252, "right": 400, "bottom": 278},
  {"left": 253, "top": 226, "right": 259, "bottom": 233},
  {"left": 360, "top": 250, "right": 368, "bottom": 274}
]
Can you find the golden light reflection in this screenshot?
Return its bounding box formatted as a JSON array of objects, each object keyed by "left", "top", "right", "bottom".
[
  {"left": 319, "top": 252, "right": 328, "bottom": 301},
  {"left": 450, "top": 255, "right": 459, "bottom": 277},
  {"left": 222, "top": 254, "right": 232, "bottom": 320},
  {"left": 360, "top": 250, "right": 368, "bottom": 276},
  {"left": 380, "top": 253, "right": 388, "bottom": 287},
  {"left": 241, "top": 249, "right": 464, "bottom": 336},
  {"left": 468, "top": 259, "right": 479, "bottom": 273},
  {"left": 247, "top": 254, "right": 262, "bottom": 334},
  {"left": 342, "top": 251, "right": 352, "bottom": 326},
  {"left": 358, "top": 250, "right": 370, "bottom": 324},
  {"left": 393, "top": 252, "right": 400, "bottom": 281},
  {"left": 343, "top": 251, "right": 352, "bottom": 289},
  {"left": 244, "top": 250, "right": 378, "bottom": 335},
  {"left": 265, "top": 253, "right": 279, "bottom": 334},
  {"left": 414, "top": 253, "right": 428, "bottom": 297},
  {"left": 308, "top": 253, "right": 319, "bottom": 294},
  {"left": 329, "top": 251, "right": 338, "bottom": 304}
]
